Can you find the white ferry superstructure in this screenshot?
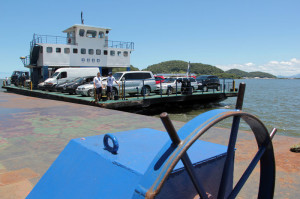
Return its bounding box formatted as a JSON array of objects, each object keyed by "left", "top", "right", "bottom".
[{"left": 22, "top": 24, "right": 134, "bottom": 88}]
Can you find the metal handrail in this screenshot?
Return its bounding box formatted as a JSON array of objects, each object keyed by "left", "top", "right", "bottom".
[{"left": 105, "top": 40, "right": 134, "bottom": 50}]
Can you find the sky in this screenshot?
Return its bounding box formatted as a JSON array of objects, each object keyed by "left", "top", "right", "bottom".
[{"left": 1, "top": 0, "right": 300, "bottom": 78}]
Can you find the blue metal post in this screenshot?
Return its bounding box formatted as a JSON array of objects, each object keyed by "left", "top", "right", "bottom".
[
  {"left": 176, "top": 80, "right": 178, "bottom": 96},
  {"left": 127, "top": 67, "right": 130, "bottom": 71},
  {"left": 218, "top": 83, "right": 246, "bottom": 199},
  {"left": 43, "top": 66, "right": 49, "bottom": 81},
  {"left": 98, "top": 67, "right": 102, "bottom": 76},
  {"left": 143, "top": 80, "right": 145, "bottom": 99},
  {"left": 160, "top": 80, "right": 162, "bottom": 98}
]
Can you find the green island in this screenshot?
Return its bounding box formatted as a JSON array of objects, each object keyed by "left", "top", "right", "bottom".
[{"left": 114, "top": 60, "right": 276, "bottom": 79}]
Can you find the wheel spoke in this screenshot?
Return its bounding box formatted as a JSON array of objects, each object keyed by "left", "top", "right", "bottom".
[{"left": 218, "top": 116, "right": 240, "bottom": 199}]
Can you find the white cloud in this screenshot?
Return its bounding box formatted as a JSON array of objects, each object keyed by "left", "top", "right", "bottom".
[{"left": 216, "top": 58, "right": 300, "bottom": 76}]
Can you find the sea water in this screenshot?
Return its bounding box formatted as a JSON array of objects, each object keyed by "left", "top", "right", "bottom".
[{"left": 160, "top": 79, "right": 300, "bottom": 137}]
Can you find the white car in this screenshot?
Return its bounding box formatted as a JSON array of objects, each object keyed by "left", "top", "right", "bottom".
[
  {"left": 155, "top": 77, "right": 198, "bottom": 95},
  {"left": 76, "top": 77, "right": 107, "bottom": 97}
]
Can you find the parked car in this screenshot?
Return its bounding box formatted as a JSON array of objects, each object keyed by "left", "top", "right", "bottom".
[
  {"left": 55, "top": 79, "right": 73, "bottom": 92},
  {"left": 11, "top": 71, "right": 29, "bottom": 86},
  {"left": 63, "top": 76, "right": 94, "bottom": 94},
  {"left": 154, "top": 75, "right": 165, "bottom": 84},
  {"left": 196, "top": 75, "right": 220, "bottom": 92},
  {"left": 154, "top": 77, "right": 197, "bottom": 95},
  {"left": 110, "top": 71, "right": 156, "bottom": 96},
  {"left": 76, "top": 81, "right": 95, "bottom": 97}
]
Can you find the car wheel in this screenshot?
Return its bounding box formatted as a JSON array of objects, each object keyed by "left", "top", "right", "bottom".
[
  {"left": 203, "top": 86, "right": 208, "bottom": 92},
  {"left": 167, "top": 87, "right": 173, "bottom": 95},
  {"left": 113, "top": 87, "right": 118, "bottom": 96},
  {"left": 191, "top": 87, "right": 194, "bottom": 93},
  {"left": 217, "top": 85, "right": 221, "bottom": 91},
  {"left": 141, "top": 86, "right": 151, "bottom": 96},
  {"left": 88, "top": 89, "right": 94, "bottom": 97}
]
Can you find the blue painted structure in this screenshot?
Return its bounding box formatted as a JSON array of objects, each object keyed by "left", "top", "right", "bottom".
[
  {"left": 26, "top": 108, "right": 275, "bottom": 198},
  {"left": 27, "top": 121, "right": 233, "bottom": 199}
]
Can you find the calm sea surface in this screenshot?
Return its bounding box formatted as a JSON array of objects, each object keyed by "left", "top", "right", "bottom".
[
  {"left": 153, "top": 79, "right": 300, "bottom": 138},
  {"left": 1, "top": 79, "right": 299, "bottom": 137}
]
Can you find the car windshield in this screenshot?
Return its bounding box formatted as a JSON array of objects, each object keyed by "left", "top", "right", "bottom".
[
  {"left": 163, "top": 78, "right": 176, "bottom": 83},
  {"left": 51, "top": 72, "right": 59, "bottom": 78},
  {"left": 75, "top": 77, "right": 83, "bottom": 83},
  {"left": 155, "top": 77, "right": 164, "bottom": 80},
  {"left": 12, "top": 71, "right": 20, "bottom": 76},
  {"left": 196, "top": 76, "right": 209, "bottom": 80},
  {"left": 113, "top": 73, "right": 123, "bottom": 81}
]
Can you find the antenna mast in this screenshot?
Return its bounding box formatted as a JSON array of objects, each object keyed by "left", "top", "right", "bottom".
[{"left": 81, "top": 11, "right": 84, "bottom": 24}]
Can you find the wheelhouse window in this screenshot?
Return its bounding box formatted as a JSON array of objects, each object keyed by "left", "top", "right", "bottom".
[
  {"left": 98, "top": 31, "right": 104, "bottom": 38},
  {"left": 81, "top": 48, "right": 86, "bottom": 54},
  {"left": 73, "top": 48, "right": 78, "bottom": 54},
  {"left": 86, "top": 30, "right": 97, "bottom": 38},
  {"left": 110, "top": 50, "right": 115, "bottom": 56},
  {"left": 117, "top": 51, "right": 121, "bottom": 56},
  {"left": 104, "top": 50, "right": 108, "bottom": 55},
  {"left": 64, "top": 48, "right": 70, "bottom": 54},
  {"left": 88, "top": 49, "right": 94, "bottom": 55},
  {"left": 79, "top": 29, "right": 85, "bottom": 37},
  {"left": 56, "top": 48, "right": 61, "bottom": 53},
  {"left": 96, "top": 49, "right": 101, "bottom": 55},
  {"left": 123, "top": 51, "right": 128, "bottom": 57},
  {"left": 46, "top": 47, "right": 52, "bottom": 53}
]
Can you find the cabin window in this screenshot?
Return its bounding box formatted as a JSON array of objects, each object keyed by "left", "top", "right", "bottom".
[
  {"left": 123, "top": 51, "right": 128, "bottom": 57},
  {"left": 64, "top": 48, "right": 70, "bottom": 54},
  {"left": 79, "top": 29, "right": 85, "bottom": 37},
  {"left": 73, "top": 48, "right": 78, "bottom": 54},
  {"left": 87, "top": 58, "right": 90, "bottom": 62},
  {"left": 117, "top": 51, "right": 121, "bottom": 56},
  {"left": 110, "top": 50, "right": 115, "bottom": 56},
  {"left": 104, "top": 50, "right": 108, "bottom": 55},
  {"left": 81, "top": 48, "right": 86, "bottom": 54},
  {"left": 86, "top": 30, "right": 97, "bottom": 38},
  {"left": 96, "top": 49, "right": 101, "bottom": 55},
  {"left": 60, "top": 72, "right": 67, "bottom": 79},
  {"left": 88, "top": 49, "right": 94, "bottom": 55},
  {"left": 56, "top": 48, "right": 61, "bottom": 53},
  {"left": 98, "top": 31, "right": 104, "bottom": 38},
  {"left": 46, "top": 47, "right": 52, "bottom": 53}
]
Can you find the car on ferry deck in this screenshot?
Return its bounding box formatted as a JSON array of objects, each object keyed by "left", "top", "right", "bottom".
[
  {"left": 196, "top": 75, "right": 221, "bottom": 92},
  {"left": 76, "top": 77, "right": 107, "bottom": 97},
  {"left": 154, "top": 75, "right": 165, "bottom": 84},
  {"left": 64, "top": 76, "right": 94, "bottom": 94},
  {"left": 155, "top": 77, "right": 198, "bottom": 95}
]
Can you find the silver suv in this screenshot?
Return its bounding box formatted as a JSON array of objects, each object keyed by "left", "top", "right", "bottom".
[{"left": 109, "top": 71, "right": 156, "bottom": 96}]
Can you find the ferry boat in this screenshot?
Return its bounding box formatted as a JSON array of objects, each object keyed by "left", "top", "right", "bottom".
[{"left": 21, "top": 24, "right": 134, "bottom": 88}]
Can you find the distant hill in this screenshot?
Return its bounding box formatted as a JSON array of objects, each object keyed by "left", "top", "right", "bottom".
[
  {"left": 142, "top": 60, "right": 240, "bottom": 78},
  {"left": 139, "top": 60, "right": 276, "bottom": 79},
  {"left": 226, "top": 69, "right": 276, "bottom": 78}
]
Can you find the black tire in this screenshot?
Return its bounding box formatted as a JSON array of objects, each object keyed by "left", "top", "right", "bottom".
[
  {"left": 141, "top": 86, "right": 151, "bottom": 96},
  {"left": 88, "top": 89, "right": 94, "bottom": 97},
  {"left": 167, "top": 87, "right": 173, "bottom": 95},
  {"left": 113, "top": 87, "right": 118, "bottom": 96}
]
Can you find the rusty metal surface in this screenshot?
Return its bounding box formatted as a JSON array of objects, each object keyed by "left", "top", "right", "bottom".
[{"left": 0, "top": 91, "right": 299, "bottom": 198}]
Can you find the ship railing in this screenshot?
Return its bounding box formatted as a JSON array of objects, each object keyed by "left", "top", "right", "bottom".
[
  {"left": 116, "top": 78, "right": 236, "bottom": 100},
  {"left": 20, "top": 55, "right": 30, "bottom": 67},
  {"left": 105, "top": 40, "right": 134, "bottom": 50},
  {"left": 31, "top": 34, "right": 75, "bottom": 46}
]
